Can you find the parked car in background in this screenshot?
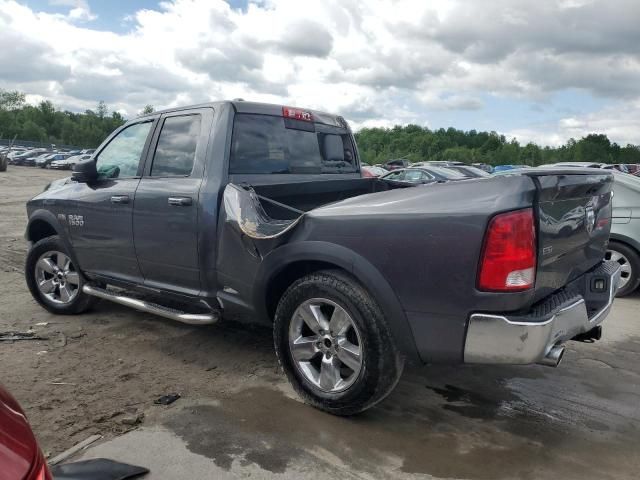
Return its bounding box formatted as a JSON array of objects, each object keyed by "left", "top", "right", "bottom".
[
  {"left": 50, "top": 154, "right": 92, "bottom": 170},
  {"left": 36, "top": 153, "right": 69, "bottom": 168},
  {"left": 625, "top": 164, "right": 639, "bottom": 174},
  {"left": 382, "top": 165, "right": 471, "bottom": 184},
  {"left": 443, "top": 164, "right": 491, "bottom": 178},
  {"left": 472, "top": 162, "right": 493, "bottom": 173},
  {"left": 6, "top": 149, "right": 28, "bottom": 164},
  {"left": 411, "top": 161, "right": 465, "bottom": 167},
  {"left": 0, "top": 384, "right": 52, "bottom": 480},
  {"left": 383, "top": 159, "right": 410, "bottom": 170},
  {"left": 11, "top": 149, "right": 48, "bottom": 166},
  {"left": 606, "top": 172, "right": 640, "bottom": 296},
  {"left": 493, "top": 164, "right": 526, "bottom": 172},
  {"left": 601, "top": 164, "right": 629, "bottom": 173},
  {"left": 32, "top": 152, "right": 54, "bottom": 166},
  {"left": 361, "top": 165, "right": 388, "bottom": 177},
  {"left": 552, "top": 162, "right": 604, "bottom": 169}
]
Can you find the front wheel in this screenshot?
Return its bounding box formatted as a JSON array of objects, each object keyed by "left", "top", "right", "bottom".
[
  {"left": 25, "top": 236, "right": 97, "bottom": 314},
  {"left": 606, "top": 242, "right": 640, "bottom": 297},
  {"left": 274, "top": 270, "right": 404, "bottom": 415}
]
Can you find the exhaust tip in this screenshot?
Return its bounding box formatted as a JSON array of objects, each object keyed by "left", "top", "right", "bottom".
[{"left": 538, "top": 345, "right": 565, "bottom": 368}]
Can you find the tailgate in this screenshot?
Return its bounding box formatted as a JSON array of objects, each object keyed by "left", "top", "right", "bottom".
[{"left": 530, "top": 169, "right": 614, "bottom": 300}]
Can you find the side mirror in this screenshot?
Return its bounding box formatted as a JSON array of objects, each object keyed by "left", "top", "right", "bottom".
[{"left": 72, "top": 158, "right": 98, "bottom": 183}]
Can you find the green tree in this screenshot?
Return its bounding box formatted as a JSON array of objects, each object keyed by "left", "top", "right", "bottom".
[
  {"left": 0, "top": 89, "right": 26, "bottom": 110},
  {"left": 20, "top": 120, "right": 47, "bottom": 142},
  {"left": 140, "top": 104, "right": 154, "bottom": 115},
  {"left": 575, "top": 134, "right": 612, "bottom": 163},
  {"left": 521, "top": 143, "right": 542, "bottom": 166},
  {"left": 96, "top": 100, "right": 108, "bottom": 119}
]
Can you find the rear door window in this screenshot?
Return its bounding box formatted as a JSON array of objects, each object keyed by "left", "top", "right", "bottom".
[
  {"left": 230, "top": 114, "right": 357, "bottom": 174},
  {"left": 150, "top": 114, "right": 201, "bottom": 177}
]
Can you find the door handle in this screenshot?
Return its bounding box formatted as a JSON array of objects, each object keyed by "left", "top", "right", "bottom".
[
  {"left": 110, "top": 195, "right": 129, "bottom": 204},
  {"left": 168, "top": 196, "right": 193, "bottom": 207}
]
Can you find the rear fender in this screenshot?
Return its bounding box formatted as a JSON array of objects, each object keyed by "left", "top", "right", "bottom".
[{"left": 253, "top": 241, "right": 420, "bottom": 362}]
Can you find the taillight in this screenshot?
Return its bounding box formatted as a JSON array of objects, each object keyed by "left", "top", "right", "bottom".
[
  {"left": 478, "top": 208, "right": 536, "bottom": 292},
  {"left": 282, "top": 106, "right": 313, "bottom": 122}
]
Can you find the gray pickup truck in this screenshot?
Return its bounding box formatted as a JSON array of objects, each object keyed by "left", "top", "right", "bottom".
[{"left": 24, "top": 101, "right": 620, "bottom": 415}]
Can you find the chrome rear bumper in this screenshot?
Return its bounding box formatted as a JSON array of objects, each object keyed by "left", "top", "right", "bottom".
[{"left": 464, "top": 262, "right": 621, "bottom": 366}]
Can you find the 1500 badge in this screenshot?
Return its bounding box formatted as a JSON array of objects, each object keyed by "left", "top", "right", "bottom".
[{"left": 67, "top": 214, "right": 84, "bottom": 227}]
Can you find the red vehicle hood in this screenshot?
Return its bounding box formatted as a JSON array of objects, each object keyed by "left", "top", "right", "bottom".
[{"left": 0, "top": 385, "right": 40, "bottom": 480}]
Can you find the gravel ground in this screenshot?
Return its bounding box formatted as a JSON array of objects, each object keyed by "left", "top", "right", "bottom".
[
  {"left": 0, "top": 167, "right": 282, "bottom": 456},
  {"left": 1, "top": 166, "right": 639, "bottom": 479}
]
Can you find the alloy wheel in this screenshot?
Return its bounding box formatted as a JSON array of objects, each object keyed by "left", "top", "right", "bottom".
[
  {"left": 288, "top": 298, "right": 363, "bottom": 393},
  {"left": 605, "top": 248, "right": 632, "bottom": 291},
  {"left": 34, "top": 251, "right": 80, "bottom": 304}
]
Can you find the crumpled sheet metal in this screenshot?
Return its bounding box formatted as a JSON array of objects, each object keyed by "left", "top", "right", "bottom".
[{"left": 223, "top": 183, "right": 303, "bottom": 239}]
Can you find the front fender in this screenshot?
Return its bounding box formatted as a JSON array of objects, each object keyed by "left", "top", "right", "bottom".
[{"left": 253, "top": 241, "right": 420, "bottom": 362}]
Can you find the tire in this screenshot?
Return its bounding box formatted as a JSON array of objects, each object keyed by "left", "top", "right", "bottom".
[
  {"left": 606, "top": 241, "right": 640, "bottom": 297},
  {"left": 25, "top": 235, "right": 97, "bottom": 314},
  {"left": 274, "top": 270, "right": 404, "bottom": 415},
  {"left": 0, "top": 158, "right": 6, "bottom": 172}
]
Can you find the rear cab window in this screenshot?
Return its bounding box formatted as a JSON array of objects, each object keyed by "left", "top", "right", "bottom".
[
  {"left": 150, "top": 114, "right": 201, "bottom": 177},
  {"left": 229, "top": 113, "right": 358, "bottom": 174}
]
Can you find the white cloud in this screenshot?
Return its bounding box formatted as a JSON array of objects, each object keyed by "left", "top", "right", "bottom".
[
  {"left": 0, "top": 0, "right": 638, "bottom": 146},
  {"left": 506, "top": 100, "right": 640, "bottom": 147},
  {"left": 49, "top": 0, "right": 96, "bottom": 22}
]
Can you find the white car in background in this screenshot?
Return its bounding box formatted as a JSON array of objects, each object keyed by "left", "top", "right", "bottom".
[{"left": 50, "top": 154, "right": 92, "bottom": 170}]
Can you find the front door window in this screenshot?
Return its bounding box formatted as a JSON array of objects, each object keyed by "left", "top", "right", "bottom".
[{"left": 95, "top": 121, "right": 153, "bottom": 179}]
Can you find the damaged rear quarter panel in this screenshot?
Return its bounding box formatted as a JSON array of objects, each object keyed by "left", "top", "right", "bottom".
[{"left": 218, "top": 176, "right": 537, "bottom": 363}]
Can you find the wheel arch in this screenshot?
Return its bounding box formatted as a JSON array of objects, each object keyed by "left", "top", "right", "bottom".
[
  {"left": 254, "top": 241, "right": 420, "bottom": 362},
  {"left": 25, "top": 210, "right": 85, "bottom": 275},
  {"left": 609, "top": 233, "right": 640, "bottom": 256}
]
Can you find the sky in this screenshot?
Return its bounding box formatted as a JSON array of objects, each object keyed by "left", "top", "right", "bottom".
[{"left": 1, "top": 0, "right": 639, "bottom": 146}]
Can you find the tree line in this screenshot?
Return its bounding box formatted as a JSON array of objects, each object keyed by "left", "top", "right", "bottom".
[
  {"left": 0, "top": 89, "right": 153, "bottom": 148},
  {"left": 355, "top": 124, "right": 640, "bottom": 167},
  {"left": 1, "top": 89, "right": 638, "bottom": 164}
]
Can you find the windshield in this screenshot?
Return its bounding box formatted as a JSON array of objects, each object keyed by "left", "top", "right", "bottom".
[{"left": 230, "top": 114, "right": 358, "bottom": 174}]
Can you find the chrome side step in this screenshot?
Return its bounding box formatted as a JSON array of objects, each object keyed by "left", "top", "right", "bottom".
[{"left": 82, "top": 284, "right": 219, "bottom": 325}]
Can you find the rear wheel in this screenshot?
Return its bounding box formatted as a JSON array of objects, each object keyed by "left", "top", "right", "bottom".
[
  {"left": 605, "top": 242, "right": 640, "bottom": 297},
  {"left": 25, "top": 236, "right": 97, "bottom": 314},
  {"left": 274, "top": 270, "right": 404, "bottom": 415}
]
